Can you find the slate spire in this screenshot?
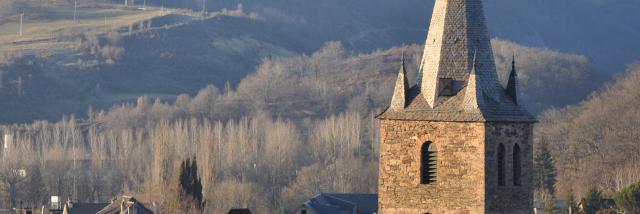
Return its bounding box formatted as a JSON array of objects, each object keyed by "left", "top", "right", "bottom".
[
  {"left": 418, "top": 0, "right": 502, "bottom": 107},
  {"left": 506, "top": 54, "right": 518, "bottom": 104},
  {"left": 390, "top": 52, "right": 410, "bottom": 110}
]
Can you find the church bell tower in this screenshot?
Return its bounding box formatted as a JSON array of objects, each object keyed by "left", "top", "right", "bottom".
[{"left": 376, "top": 0, "right": 537, "bottom": 213}]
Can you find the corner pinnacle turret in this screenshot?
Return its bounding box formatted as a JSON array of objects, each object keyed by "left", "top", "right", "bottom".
[
  {"left": 506, "top": 54, "right": 518, "bottom": 105},
  {"left": 463, "top": 52, "right": 484, "bottom": 111},
  {"left": 390, "top": 53, "right": 410, "bottom": 110}
]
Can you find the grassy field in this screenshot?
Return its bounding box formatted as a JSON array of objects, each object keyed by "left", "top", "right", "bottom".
[
  {"left": 0, "top": 5, "right": 173, "bottom": 59},
  {"left": 0, "top": 6, "right": 164, "bottom": 37}
]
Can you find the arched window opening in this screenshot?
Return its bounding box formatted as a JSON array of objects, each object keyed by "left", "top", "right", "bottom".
[
  {"left": 497, "top": 144, "right": 505, "bottom": 186},
  {"left": 513, "top": 144, "right": 522, "bottom": 186},
  {"left": 421, "top": 141, "right": 437, "bottom": 184}
]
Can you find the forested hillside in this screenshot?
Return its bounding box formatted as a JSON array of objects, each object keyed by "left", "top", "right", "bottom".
[
  {"left": 537, "top": 63, "right": 640, "bottom": 198},
  {"left": 0, "top": 40, "right": 606, "bottom": 212},
  {"left": 0, "top": 28, "right": 601, "bottom": 123},
  {"left": 0, "top": 0, "right": 635, "bottom": 123},
  {"left": 0, "top": 0, "right": 637, "bottom": 212}
]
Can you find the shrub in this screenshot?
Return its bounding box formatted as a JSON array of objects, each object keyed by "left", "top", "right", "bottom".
[
  {"left": 614, "top": 182, "right": 640, "bottom": 213},
  {"left": 583, "top": 187, "right": 603, "bottom": 214},
  {"left": 100, "top": 46, "right": 125, "bottom": 61}
]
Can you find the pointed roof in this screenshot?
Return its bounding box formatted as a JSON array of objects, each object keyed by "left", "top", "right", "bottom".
[
  {"left": 463, "top": 52, "right": 483, "bottom": 111},
  {"left": 301, "top": 193, "right": 378, "bottom": 214},
  {"left": 389, "top": 53, "right": 410, "bottom": 110},
  {"left": 63, "top": 202, "right": 110, "bottom": 214},
  {"left": 96, "top": 196, "right": 154, "bottom": 214},
  {"left": 378, "top": 0, "right": 535, "bottom": 122},
  {"left": 419, "top": 0, "right": 503, "bottom": 107},
  {"left": 506, "top": 54, "right": 518, "bottom": 104}
]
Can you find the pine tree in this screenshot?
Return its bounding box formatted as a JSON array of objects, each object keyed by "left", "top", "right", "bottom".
[
  {"left": 188, "top": 158, "right": 203, "bottom": 205},
  {"left": 534, "top": 136, "right": 556, "bottom": 195},
  {"left": 175, "top": 157, "right": 204, "bottom": 212}
]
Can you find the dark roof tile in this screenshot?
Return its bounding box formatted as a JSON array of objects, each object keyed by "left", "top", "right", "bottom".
[{"left": 378, "top": 85, "right": 536, "bottom": 122}]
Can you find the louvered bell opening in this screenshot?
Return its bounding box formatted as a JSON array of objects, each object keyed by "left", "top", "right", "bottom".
[
  {"left": 421, "top": 142, "right": 438, "bottom": 184},
  {"left": 428, "top": 151, "right": 437, "bottom": 183},
  {"left": 421, "top": 157, "right": 430, "bottom": 184}
]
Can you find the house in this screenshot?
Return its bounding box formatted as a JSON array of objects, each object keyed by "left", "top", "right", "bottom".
[
  {"left": 95, "top": 196, "right": 154, "bottom": 214},
  {"left": 62, "top": 200, "right": 109, "bottom": 214},
  {"left": 227, "top": 208, "right": 252, "bottom": 214},
  {"left": 298, "top": 193, "right": 377, "bottom": 214},
  {"left": 14, "top": 207, "right": 34, "bottom": 214}
]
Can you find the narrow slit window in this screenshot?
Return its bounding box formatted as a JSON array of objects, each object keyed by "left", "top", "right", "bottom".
[
  {"left": 497, "top": 144, "right": 505, "bottom": 186},
  {"left": 513, "top": 144, "right": 522, "bottom": 186},
  {"left": 421, "top": 141, "right": 437, "bottom": 184}
]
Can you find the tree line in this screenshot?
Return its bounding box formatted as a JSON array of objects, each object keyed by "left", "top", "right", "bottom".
[{"left": 1, "top": 106, "right": 378, "bottom": 213}]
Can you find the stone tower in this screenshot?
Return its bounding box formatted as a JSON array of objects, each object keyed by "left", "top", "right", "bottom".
[{"left": 376, "top": 0, "right": 537, "bottom": 213}]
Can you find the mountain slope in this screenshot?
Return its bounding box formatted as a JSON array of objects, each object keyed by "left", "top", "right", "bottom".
[
  {"left": 537, "top": 63, "right": 640, "bottom": 196},
  {"left": 484, "top": 0, "right": 640, "bottom": 73},
  {"left": 0, "top": 0, "right": 629, "bottom": 123},
  {"left": 144, "top": 0, "right": 640, "bottom": 73}
]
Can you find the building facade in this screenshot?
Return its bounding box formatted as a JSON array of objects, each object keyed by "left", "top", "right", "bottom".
[{"left": 376, "top": 0, "right": 537, "bottom": 213}]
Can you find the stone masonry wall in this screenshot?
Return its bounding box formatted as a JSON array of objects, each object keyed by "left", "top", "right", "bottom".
[
  {"left": 485, "top": 122, "right": 534, "bottom": 214},
  {"left": 378, "top": 119, "right": 486, "bottom": 214},
  {"left": 378, "top": 120, "right": 534, "bottom": 214}
]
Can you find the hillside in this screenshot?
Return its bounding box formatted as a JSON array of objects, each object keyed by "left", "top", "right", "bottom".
[
  {"left": 0, "top": 1, "right": 635, "bottom": 211},
  {"left": 147, "top": 0, "right": 640, "bottom": 73},
  {"left": 0, "top": 5, "right": 316, "bottom": 122},
  {"left": 537, "top": 63, "right": 640, "bottom": 197},
  {"left": 0, "top": 38, "right": 611, "bottom": 212},
  {"left": 0, "top": 3, "right": 176, "bottom": 63},
  {"left": 485, "top": 0, "right": 640, "bottom": 73},
  {"left": 0, "top": 37, "right": 602, "bottom": 123},
  {"left": 0, "top": 0, "right": 634, "bottom": 123},
  {"left": 102, "top": 14, "right": 314, "bottom": 94}
]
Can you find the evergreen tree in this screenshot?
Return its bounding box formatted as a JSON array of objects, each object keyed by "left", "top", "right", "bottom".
[
  {"left": 613, "top": 182, "right": 640, "bottom": 213},
  {"left": 534, "top": 136, "right": 556, "bottom": 195},
  {"left": 188, "top": 158, "right": 203, "bottom": 205},
  {"left": 176, "top": 157, "right": 204, "bottom": 211},
  {"left": 583, "top": 187, "right": 603, "bottom": 214}
]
